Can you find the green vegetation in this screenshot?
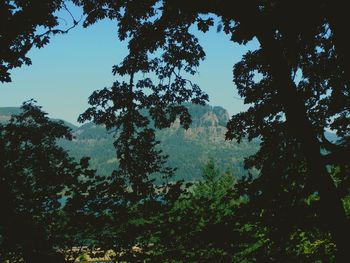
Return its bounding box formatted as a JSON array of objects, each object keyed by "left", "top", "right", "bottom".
[
  {"left": 2, "top": 0, "right": 350, "bottom": 262},
  {"left": 63, "top": 103, "right": 259, "bottom": 181},
  {"left": 0, "top": 101, "right": 100, "bottom": 262},
  {"left": 0, "top": 104, "right": 259, "bottom": 181}
]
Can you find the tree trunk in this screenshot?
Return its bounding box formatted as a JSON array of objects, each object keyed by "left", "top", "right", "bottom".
[
  {"left": 256, "top": 29, "right": 350, "bottom": 262},
  {"left": 326, "top": 0, "right": 350, "bottom": 88}
]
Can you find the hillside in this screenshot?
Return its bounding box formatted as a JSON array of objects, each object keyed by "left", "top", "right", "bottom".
[
  {"left": 1, "top": 104, "right": 260, "bottom": 181},
  {"left": 61, "top": 104, "right": 260, "bottom": 181}
]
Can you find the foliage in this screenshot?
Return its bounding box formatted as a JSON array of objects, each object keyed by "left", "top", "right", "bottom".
[
  {"left": 70, "top": 1, "right": 350, "bottom": 259},
  {"left": 0, "top": 101, "right": 99, "bottom": 262},
  {"left": 1, "top": 0, "right": 350, "bottom": 262},
  {"left": 134, "top": 161, "right": 238, "bottom": 262},
  {"left": 130, "top": 161, "right": 263, "bottom": 262},
  {"left": 225, "top": 10, "right": 350, "bottom": 260},
  {"left": 0, "top": 0, "right": 81, "bottom": 83},
  {"left": 55, "top": 103, "right": 259, "bottom": 181}
]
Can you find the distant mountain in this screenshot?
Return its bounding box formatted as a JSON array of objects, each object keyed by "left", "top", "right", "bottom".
[
  {"left": 2, "top": 105, "right": 258, "bottom": 180},
  {"left": 0, "top": 107, "right": 22, "bottom": 122},
  {"left": 59, "top": 104, "right": 260, "bottom": 181},
  {"left": 1, "top": 104, "right": 342, "bottom": 181},
  {"left": 0, "top": 107, "right": 78, "bottom": 131}
]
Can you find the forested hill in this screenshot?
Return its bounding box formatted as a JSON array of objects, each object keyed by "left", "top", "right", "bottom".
[{"left": 1, "top": 104, "right": 260, "bottom": 180}]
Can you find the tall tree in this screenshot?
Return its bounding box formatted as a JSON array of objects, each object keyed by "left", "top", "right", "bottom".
[
  {"left": 0, "top": 101, "right": 98, "bottom": 263},
  {"left": 73, "top": 0, "right": 350, "bottom": 260},
  {"left": 2, "top": 0, "right": 349, "bottom": 260}
]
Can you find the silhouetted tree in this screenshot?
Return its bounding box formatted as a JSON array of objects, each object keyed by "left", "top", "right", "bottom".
[
  {"left": 2, "top": 0, "right": 350, "bottom": 261},
  {"left": 137, "top": 161, "right": 257, "bottom": 262},
  {"left": 0, "top": 0, "right": 79, "bottom": 82},
  {"left": 77, "top": 75, "right": 205, "bottom": 261},
  {"left": 0, "top": 101, "right": 99, "bottom": 263},
  {"left": 72, "top": 0, "right": 350, "bottom": 260}
]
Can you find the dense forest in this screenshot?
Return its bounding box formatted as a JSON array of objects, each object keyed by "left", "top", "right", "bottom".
[{"left": 1, "top": 0, "right": 350, "bottom": 262}]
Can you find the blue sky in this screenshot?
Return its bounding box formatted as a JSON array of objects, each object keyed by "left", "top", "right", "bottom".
[{"left": 0, "top": 6, "right": 258, "bottom": 125}]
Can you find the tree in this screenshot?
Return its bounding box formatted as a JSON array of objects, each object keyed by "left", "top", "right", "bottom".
[
  {"left": 0, "top": 101, "right": 99, "bottom": 263},
  {"left": 136, "top": 161, "right": 241, "bottom": 262},
  {"left": 225, "top": 3, "right": 350, "bottom": 260},
  {"left": 72, "top": 0, "right": 350, "bottom": 260},
  {"left": 2, "top": 0, "right": 349, "bottom": 260},
  {"left": 77, "top": 79, "right": 202, "bottom": 261},
  {"left": 0, "top": 0, "right": 79, "bottom": 82}
]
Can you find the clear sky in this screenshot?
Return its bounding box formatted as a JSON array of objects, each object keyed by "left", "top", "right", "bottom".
[{"left": 0, "top": 5, "right": 258, "bottom": 125}]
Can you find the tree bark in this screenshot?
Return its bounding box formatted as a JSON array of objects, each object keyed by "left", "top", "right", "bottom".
[
  {"left": 177, "top": 0, "right": 350, "bottom": 258},
  {"left": 256, "top": 28, "right": 350, "bottom": 262},
  {"left": 325, "top": 0, "right": 350, "bottom": 88},
  {"left": 178, "top": 0, "right": 350, "bottom": 258}
]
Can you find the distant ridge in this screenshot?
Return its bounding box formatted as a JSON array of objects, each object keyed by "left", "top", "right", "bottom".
[
  {"left": 0, "top": 104, "right": 341, "bottom": 181},
  {"left": 0, "top": 107, "right": 22, "bottom": 122},
  {"left": 0, "top": 106, "right": 78, "bottom": 131},
  {"left": 60, "top": 103, "right": 260, "bottom": 181}
]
